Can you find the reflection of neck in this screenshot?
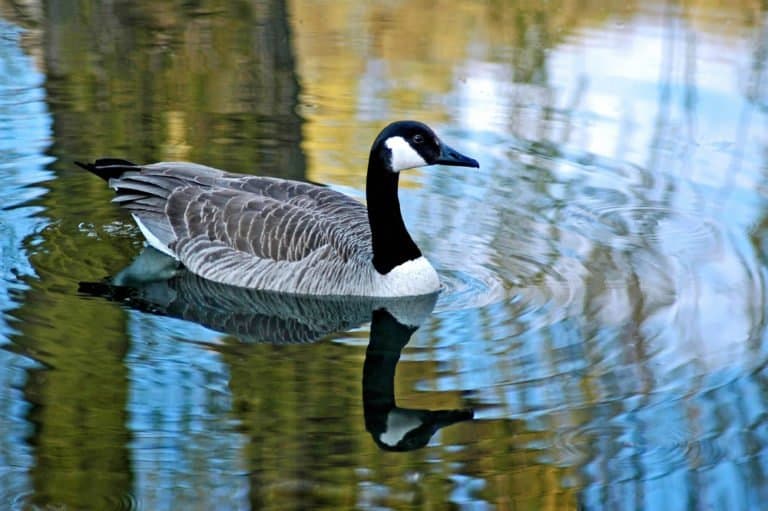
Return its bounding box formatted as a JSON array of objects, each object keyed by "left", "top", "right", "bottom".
[
  {"left": 362, "top": 309, "right": 417, "bottom": 424},
  {"left": 362, "top": 309, "right": 475, "bottom": 451},
  {"left": 366, "top": 158, "right": 422, "bottom": 274}
]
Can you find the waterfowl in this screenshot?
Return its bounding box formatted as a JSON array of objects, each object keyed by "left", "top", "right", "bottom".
[{"left": 76, "top": 120, "right": 479, "bottom": 297}]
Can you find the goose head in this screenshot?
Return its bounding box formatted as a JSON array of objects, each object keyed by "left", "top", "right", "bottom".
[
  {"left": 365, "top": 121, "right": 478, "bottom": 277},
  {"left": 370, "top": 121, "right": 479, "bottom": 173}
]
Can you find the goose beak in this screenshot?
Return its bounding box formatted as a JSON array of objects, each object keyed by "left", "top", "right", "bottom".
[{"left": 435, "top": 142, "right": 479, "bottom": 168}]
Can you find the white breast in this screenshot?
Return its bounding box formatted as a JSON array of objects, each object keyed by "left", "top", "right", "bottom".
[{"left": 374, "top": 256, "right": 440, "bottom": 296}]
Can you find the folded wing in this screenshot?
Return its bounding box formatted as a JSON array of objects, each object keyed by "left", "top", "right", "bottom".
[{"left": 99, "top": 162, "right": 373, "bottom": 286}]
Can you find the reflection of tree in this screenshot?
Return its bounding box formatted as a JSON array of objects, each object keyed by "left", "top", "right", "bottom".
[
  {"left": 289, "top": 0, "right": 639, "bottom": 186},
  {"left": 480, "top": 2, "right": 768, "bottom": 509},
  {"left": 13, "top": 290, "right": 132, "bottom": 510},
  {"left": 0, "top": 0, "right": 764, "bottom": 508},
  {"left": 40, "top": 0, "right": 305, "bottom": 179},
  {"left": 3, "top": 1, "right": 308, "bottom": 508}
]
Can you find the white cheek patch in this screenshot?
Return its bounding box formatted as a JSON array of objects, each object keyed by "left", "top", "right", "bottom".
[{"left": 385, "top": 136, "right": 427, "bottom": 172}]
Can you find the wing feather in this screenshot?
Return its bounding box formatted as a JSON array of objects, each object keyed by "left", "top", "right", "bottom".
[
  {"left": 95, "top": 161, "right": 373, "bottom": 284},
  {"left": 165, "top": 183, "right": 371, "bottom": 267}
]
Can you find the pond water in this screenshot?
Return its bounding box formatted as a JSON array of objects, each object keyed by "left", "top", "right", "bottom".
[{"left": 1, "top": 1, "right": 767, "bottom": 510}]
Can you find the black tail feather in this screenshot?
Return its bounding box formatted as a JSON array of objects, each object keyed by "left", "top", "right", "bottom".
[{"left": 75, "top": 158, "right": 139, "bottom": 181}]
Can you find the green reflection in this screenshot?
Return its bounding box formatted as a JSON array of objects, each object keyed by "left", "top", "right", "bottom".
[
  {"left": 8, "top": 0, "right": 306, "bottom": 508},
  {"left": 43, "top": 0, "right": 305, "bottom": 177},
  {"left": 2, "top": 0, "right": 763, "bottom": 508}
]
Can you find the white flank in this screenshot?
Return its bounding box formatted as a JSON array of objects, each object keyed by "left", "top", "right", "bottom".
[
  {"left": 380, "top": 410, "right": 422, "bottom": 447},
  {"left": 132, "top": 214, "right": 178, "bottom": 260},
  {"left": 385, "top": 136, "right": 427, "bottom": 172}
]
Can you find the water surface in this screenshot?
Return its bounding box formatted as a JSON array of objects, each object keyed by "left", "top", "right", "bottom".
[{"left": 0, "top": 1, "right": 767, "bottom": 510}]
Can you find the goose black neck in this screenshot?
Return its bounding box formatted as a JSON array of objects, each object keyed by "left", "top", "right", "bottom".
[{"left": 366, "top": 161, "right": 422, "bottom": 275}]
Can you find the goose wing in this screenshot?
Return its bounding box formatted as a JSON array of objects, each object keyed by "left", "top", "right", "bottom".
[
  {"left": 167, "top": 182, "right": 372, "bottom": 262},
  {"left": 99, "top": 162, "right": 373, "bottom": 284}
]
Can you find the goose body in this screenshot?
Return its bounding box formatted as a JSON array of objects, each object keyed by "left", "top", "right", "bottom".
[{"left": 77, "top": 121, "right": 478, "bottom": 297}]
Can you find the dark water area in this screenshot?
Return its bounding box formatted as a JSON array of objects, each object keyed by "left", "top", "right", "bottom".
[{"left": 1, "top": 1, "right": 767, "bottom": 510}]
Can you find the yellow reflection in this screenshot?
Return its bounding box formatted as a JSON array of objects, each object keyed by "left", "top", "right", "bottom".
[
  {"left": 288, "top": 0, "right": 483, "bottom": 188},
  {"left": 160, "top": 110, "right": 192, "bottom": 160},
  {"left": 287, "top": 0, "right": 760, "bottom": 189}
]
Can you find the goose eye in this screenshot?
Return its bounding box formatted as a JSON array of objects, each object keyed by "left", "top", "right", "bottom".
[{"left": 412, "top": 134, "right": 424, "bottom": 144}]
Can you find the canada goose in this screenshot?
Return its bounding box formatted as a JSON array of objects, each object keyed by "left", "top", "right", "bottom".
[{"left": 76, "top": 121, "right": 479, "bottom": 297}]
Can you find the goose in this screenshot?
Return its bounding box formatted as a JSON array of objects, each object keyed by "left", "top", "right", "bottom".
[{"left": 76, "top": 120, "right": 479, "bottom": 297}]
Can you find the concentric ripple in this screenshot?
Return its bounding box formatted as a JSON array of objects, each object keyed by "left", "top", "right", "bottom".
[
  {"left": 436, "top": 266, "right": 507, "bottom": 312},
  {"left": 104, "top": 492, "right": 141, "bottom": 511},
  {"left": 553, "top": 409, "right": 726, "bottom": 481},
  {"left": 435, "top": 249, "right": 585, "bottom": 330},
  {"left": 590, "top": 205, "right": 721, "bottom": 253}
]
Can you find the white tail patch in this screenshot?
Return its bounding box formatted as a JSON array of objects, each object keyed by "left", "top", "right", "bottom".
[
  {"left": 132, "top": 214, "right": 178, "bottom": 260},
  {"left": 385, "top": 136, "right": 427, "bottom": 172}
]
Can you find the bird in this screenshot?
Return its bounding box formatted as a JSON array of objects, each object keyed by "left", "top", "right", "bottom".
[{"left": 76, "top": 120, "right": 479, "bottom": 297}]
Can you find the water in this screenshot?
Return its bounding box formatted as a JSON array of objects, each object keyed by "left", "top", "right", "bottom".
[{"left": 1, "top": 1, "right": 767, "bottom": 509}]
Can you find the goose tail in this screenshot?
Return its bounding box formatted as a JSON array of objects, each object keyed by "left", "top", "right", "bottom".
[{"left": 75, "top": 158, "right": 139, "bottom": 181}]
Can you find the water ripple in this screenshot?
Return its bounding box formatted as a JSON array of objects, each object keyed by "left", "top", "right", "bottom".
[
  {"left": 554, "top": 416, "right": 727, "bottom": 481},
  {"left": 436, "top": 266, "right": 507, "bottom": 312},
  {"left": 436, "top": 249, "right": 585, "bottom": 335},
  {"left": 105, "top": 492, "right": 140, "bottom": 511},
  {"left": 590, "top": 205, "right": 721, "bottom": 253}
]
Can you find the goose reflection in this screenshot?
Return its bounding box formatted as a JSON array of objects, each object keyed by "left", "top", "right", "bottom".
[
  {"left": 80, "top": 248, "right": 474, "bottom": 450},
  {"left": 364, "top": 308, "right": 473, "bottom": 451}
]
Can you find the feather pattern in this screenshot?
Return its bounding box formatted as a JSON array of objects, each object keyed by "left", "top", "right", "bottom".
[{"left": 97, "top": 161, "right": 395, "bottom": 295}]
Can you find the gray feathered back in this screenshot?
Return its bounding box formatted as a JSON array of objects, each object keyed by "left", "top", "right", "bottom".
[{"left": 108, "top": 162, "right": 378, "bottom": 293}]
